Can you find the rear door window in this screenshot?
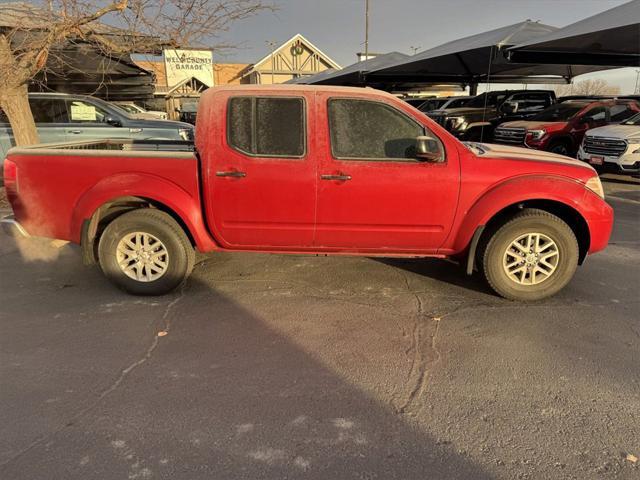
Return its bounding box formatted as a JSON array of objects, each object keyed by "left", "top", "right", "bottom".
[
  {"left": 29, "top": 98, "right": 69, "bottom": 123},
  {"left": 227, "top": 96, "right": 306, "bottom": 157}
]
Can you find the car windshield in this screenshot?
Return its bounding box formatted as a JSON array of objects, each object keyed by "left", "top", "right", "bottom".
[
  {"left": 531, "top": 103, "right": 585, "bottom": 121},
  {"left": 464, "top": 92, "right": 506, "bottom": 108},
  {"left": 118, "top": 104, "right": 139, "bottom": 114},
  {"left": 622, "top": 112, "right": 640, "bottom": 125},
  {"left": 419, "top": 99, "right": 447, "bottom": 111},
  {"left": 444, "top": 98, "right": 469, "bottom": 109}
]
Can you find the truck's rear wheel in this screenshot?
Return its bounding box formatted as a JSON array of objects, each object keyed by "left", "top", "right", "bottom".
[
  {"left": 98, "top": 209, "right": 194, "bottom": 295},
  {"left": 481, "top": 209, "right": 579, "bottom": 301}
]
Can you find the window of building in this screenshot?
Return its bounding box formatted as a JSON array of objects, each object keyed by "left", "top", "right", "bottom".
[
  {"left": 227, "top": 96, "right": 305, "bottom": 157},
  {"left": 328, "top": 98, "right": 425, "bottom": 160}
]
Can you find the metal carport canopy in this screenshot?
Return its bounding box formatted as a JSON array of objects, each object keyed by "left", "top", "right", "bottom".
[
  {"left": 366, "top": 21, "right": 608, "bottom": 86},
  {"left": 297, "top": 51, "right": 411, "bottom": 85},
  {"left": 506, "top": 0, "right": 640, "bottom": 66}
]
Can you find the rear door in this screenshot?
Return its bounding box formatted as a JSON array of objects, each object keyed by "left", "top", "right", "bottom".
[
  {"left": 314, "top": 93, "right": 460, "bottom": 252},
  {"left": 64, "top": 98, "right": 127, "bottom": 141},
  {"left": 206, "top": 92, "right": 317, "bottom": 249}
]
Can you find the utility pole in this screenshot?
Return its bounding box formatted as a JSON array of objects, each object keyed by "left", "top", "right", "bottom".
[
  {"left": 364, "top": 0, "right": 369, "bottom": 60},
  {"left": 266, "top": 40, "right": 277, "bottom": 84}
]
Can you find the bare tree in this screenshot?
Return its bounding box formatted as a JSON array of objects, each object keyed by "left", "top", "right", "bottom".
[
  {"left": 551, "top": 78, "right": 622, "bottom": 98},
  {"left": 0, "top": 0, "right": 271, "bottom": 147}
]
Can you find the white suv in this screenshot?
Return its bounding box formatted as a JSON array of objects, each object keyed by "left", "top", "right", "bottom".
[{"left": 578, "top": 113, "right": 640, "bottom": 175}]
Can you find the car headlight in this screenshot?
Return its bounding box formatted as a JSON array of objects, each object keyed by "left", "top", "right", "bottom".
[
  {"left": 527, "top": 129, "right": 546, "bottom": 140},
  {"left": 179, "top": 128, "right": 193, "bottom": 141},
  {"left": 446, "top": 116, "right": 466, "bottom": 129},
  {"left": 585, "top": 175, "right": 604, "bottom": 199}
]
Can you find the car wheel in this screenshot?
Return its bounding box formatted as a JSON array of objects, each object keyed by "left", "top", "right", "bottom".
[
  {"left": 98, "top": 209, "right": 195, "bottom": 295},
  {"left": 481, "top": 209, "right": 579, "bottom": 301}
]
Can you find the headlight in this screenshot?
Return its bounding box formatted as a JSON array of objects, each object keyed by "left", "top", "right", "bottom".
[
  {"left": 628, "top": 136, "right": 640, "bottom": 143},
  {"left": 179, "top": 128, "right": 193, "bottom": 141},
  {"left": 585, "top": 175, "right": 604, "bottom": 199},
  {"left": 527, "top": 129, "right": 546, "bottom": 140}
]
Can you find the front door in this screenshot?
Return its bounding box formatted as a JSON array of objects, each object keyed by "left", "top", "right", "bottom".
[
  {"left": 207, "top": 93, "right": 317, "bottom": 249},
  {"left": 314, "top": 94, "right": 459, "bottom": 253}
]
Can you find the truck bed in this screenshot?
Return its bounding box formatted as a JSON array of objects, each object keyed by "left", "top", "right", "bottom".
[{"left": 4, "top": 139, "right": 201, "bottom": 244}]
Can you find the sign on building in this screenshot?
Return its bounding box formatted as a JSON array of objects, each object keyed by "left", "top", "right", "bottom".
[{"left": 163, "top": 49, "right": 214, "bottom": 87}]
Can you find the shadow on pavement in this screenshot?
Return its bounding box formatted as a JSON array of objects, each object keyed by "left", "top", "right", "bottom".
[
  {"left": 376, "top": 257, "right": 496, "bottom": 298},
  {"left": 0, "top": 237, "right": 493, "bottom": 479}
]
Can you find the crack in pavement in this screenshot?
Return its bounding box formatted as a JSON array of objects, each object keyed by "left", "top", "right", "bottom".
[{"left": 0, "top": 283, "right": 187, "bottom": 470}]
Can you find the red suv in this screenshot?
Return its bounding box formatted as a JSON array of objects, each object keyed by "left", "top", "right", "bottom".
[{"left": 493, "top": 99, "right": 640, "bottom": 156}]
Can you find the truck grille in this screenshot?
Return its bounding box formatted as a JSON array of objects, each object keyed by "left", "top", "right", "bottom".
[
  {"left": 494, "top": 127, "right": 526, "bottom": 145},
  {"left": 584, "top": 136, "right": 627, "bottom": 158}
]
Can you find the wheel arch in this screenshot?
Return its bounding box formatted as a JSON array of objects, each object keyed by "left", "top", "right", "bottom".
[
  {"left": 452, "top": 176, "right": 594, "bottom": 273},
  {"left": 73, "top": 174, "right": 218, "bottom": 264}
]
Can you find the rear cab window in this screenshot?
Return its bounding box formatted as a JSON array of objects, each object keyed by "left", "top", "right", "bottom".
[{"left": 227, "top": 96, "right": 306, "bottom": 158}]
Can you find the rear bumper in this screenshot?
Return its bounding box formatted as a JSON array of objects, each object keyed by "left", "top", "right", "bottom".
[{"left": 0, "top": 215, "right": 29, "bottom": 237}]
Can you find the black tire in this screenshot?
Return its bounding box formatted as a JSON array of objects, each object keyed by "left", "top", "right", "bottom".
[
  {"left": 548, "top": 140, "right": 571, "bottom": 156},
  {"left": 98, "top": 209, "right": 195, "bottom": 295},
  {"left": 480, "top": 209, "right": 579, "bottom": 301}
]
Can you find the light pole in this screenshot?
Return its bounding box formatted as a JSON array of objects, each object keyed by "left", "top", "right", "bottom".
[
  {"left": 364, "top": 0, "right": 369, "bottom": 60},
  {"left": 266, "top": 40, "right": 277, "bottom": 84}
]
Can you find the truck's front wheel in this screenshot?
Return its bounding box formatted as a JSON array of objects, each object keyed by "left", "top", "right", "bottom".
[
  {"left": 98, "top": 209, "right": 195, "bottom": 295},
  {"left": 481, "top": 209, "right": 579, "bottom": 301}
]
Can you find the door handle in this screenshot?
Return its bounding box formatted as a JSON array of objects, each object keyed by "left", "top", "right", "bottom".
[
  {"left": 68, "top": 130, "right": 83, "bottom": 134},
  {"left": 321, "top": 174, "right": 351, "bottom": 181},
  {"left": 216, "top": 170, "right": 246, "bottom": 178}
]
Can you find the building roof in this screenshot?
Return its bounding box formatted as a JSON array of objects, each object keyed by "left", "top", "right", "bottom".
[{"left": 244, "top": 33, "right": 341, "bottom": 75}]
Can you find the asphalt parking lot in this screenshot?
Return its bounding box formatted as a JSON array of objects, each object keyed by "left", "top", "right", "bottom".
[{"left": 0, "top": 174, "right": 638, "bottom": 480}]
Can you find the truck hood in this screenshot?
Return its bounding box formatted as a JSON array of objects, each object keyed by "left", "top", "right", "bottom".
[
  {"left": 498, "top": 120, "right": 567, "bottom": 130},
  {"left": 584, "top": 124, "right": 640, "bottom": 140},
  {"left": 471, "top": 142, "right": 594, "bottom": 171}
]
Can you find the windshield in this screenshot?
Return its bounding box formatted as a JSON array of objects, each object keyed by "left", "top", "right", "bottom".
[
  {"left": 419, "top": 98, "right": 447, "bottom": 111},
  {"left": 465, "top": 92, "right": 506, "bottom": 108},
  {"left": 118, "top": 104, "right": 139, "bottom": 114},
  {"left": 623, "top": 112, "right": 640, "bottom": 125},
  {"left": 531, "top": 103, "right": 585, "bottom": 121}
]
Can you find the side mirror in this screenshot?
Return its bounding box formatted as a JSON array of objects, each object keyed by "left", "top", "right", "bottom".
[
  {"left": 105, "top": 116, "right": 122, "bottom": 127},
  {"left": 415, "top": 135, "right": 444, "bottom": 162},
  {"left": 501, "top": 101, "right": 519, "bottom": 114}
]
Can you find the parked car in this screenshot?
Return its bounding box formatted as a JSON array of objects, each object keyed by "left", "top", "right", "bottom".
[
  {"left": 403, "top": 96, "right": 435, "bottom": 108},
  {"left": 578, "top": 112, "right": 640, "bottom": 175},
  {"left": 1, "top": 85, "right": 612, "bottom": 301},
  {"left": 493, "top": 99, "right": 640, "bottom": 155},
  {"left": 176, "top": 102, "right": 198, "bottom": 125},
  {"left": 114, "top": 102, "right": 168, "bottom": 120},
  {"left": 418, "top": 96, "right": 471, "bottom": 113},
  {"left": 427, "top": 90, "right": 556, "bottom": 141},
  {"left": 0, "top": 93, "right": 194, "bottom": 178}
]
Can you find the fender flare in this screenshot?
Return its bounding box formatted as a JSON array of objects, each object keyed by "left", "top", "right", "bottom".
[
  {"left": 450, "top": 174, "right": 592, "bottom": 255},
  {"left": 70, "top": 173, "right": 217, "bottom": 251}
]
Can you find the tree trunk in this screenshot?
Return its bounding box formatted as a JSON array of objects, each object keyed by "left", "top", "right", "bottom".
[{"left": 0, "top": 84, "right": 39, "bottom": 146}]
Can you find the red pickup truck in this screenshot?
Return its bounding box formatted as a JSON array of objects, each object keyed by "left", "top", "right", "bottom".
[{"left": 2, "top": 85, "right": 613, "bottom": 301}]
